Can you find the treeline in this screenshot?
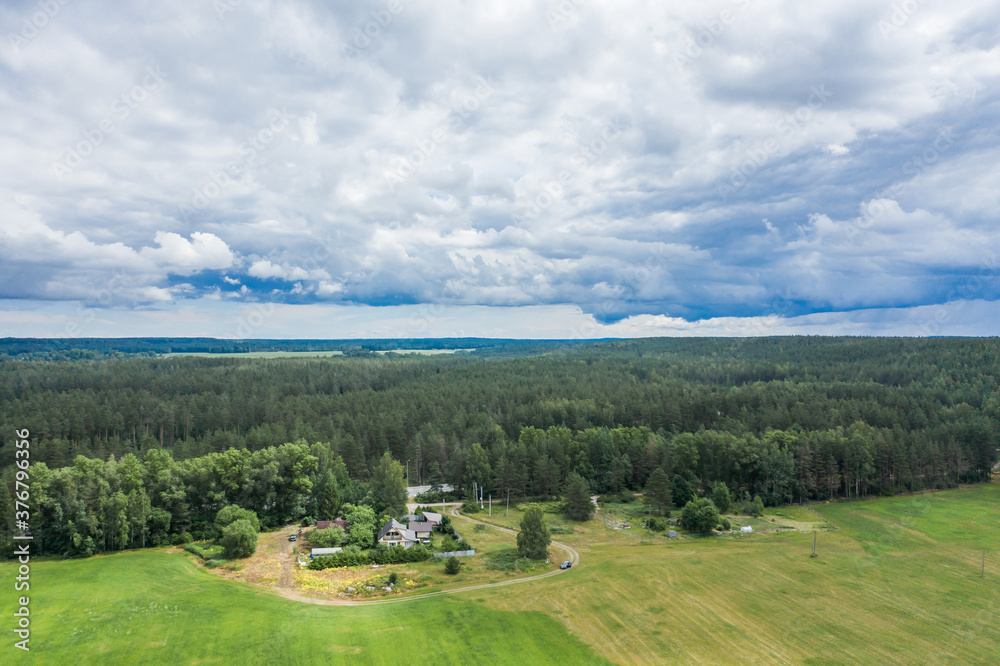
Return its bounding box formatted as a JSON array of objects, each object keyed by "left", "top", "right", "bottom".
[
  {"left": 0, "top": 336, "right": 578, "bottom": 361},
  {"left": 0, "top": 441, "right": 369, "bottom": 557},
  {"left": 0, "top": 337, "right": 997, "bottom": 557}
]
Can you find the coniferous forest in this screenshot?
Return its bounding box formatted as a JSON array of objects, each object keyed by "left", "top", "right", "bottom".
[{"left": 1, "top": 337, "right": 997, "bottom": 558}]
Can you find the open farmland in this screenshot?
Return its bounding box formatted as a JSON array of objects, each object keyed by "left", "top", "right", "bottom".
[{"left": 3, "top": 485, "right": 998, "bottom": 664}]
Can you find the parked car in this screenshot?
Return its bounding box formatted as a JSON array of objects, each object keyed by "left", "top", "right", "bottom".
[
  {"left": 560, "top": 561, "right": 572, "bottom": 569},
  {"left": 288, "top": 534, "right": 297, "bottom": 541}
]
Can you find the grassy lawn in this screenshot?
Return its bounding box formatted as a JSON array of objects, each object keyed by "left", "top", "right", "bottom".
[
  {"left": 0, "top": 549, "right": 605, "bottom": 665},
  {"left": 4, "top": 485, "right": 998, "bottom": 664},
  {"left": 480, "top": 484, "right": 1000, "bottom": 664}
]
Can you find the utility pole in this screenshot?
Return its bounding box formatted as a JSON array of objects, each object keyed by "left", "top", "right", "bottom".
[
  {"left": 489, "top": 495, "right": 492, "bottom": 516},
  {"left": 406, "top": 459, "right": 410, "bottom": 487},
  {"left": 811, "top": 531, "right": 818, "bottom": 558}
]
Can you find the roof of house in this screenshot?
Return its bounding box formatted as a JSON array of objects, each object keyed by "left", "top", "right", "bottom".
[
  {"left": 315, "top": 518, "right": 347, "bottom": 531},
  {"left": 409, "top": 521, "right": 432, "bottom": 533},
  {"left": 422, "top": 511, "right": 443, "bottom": 523},
  {"left": 377, "top": 519, "right": 416, "bottom": 542}
]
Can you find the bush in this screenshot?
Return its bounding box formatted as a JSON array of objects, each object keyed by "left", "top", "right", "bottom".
[
  {"left": 739, "top": 494, "right": 765, "bottom": 518},
  {"left": 215, "top": 505, "right": 260, "bottom": 535},
  {"left": 461, "top": 502, "right": 481, "bottom": 514},
  {"left": 681, "top": 498, "right": 720, "bottom": 534},
  {"left": 474, "top": 524, "right": 486, "bottom": 532},
  {"left": 646, "top": 517, "right": 670, "bottom": 532},
  {"left": 171, "top": 532, "right": 193, "bottom": 546},
  {"left": 309, "top": 526, "right": 345, "bottom": 548},
  {"left": 617, "top": 490, "right": 636, "bottom": 503},
  {"left": 310, "top": 545, "right": 433, "bottom": 570},
  {"left": 444, "top": 556, "right": 461, "bottom": 575},
  {"left": 718, "top": 517, "right": 732, "bottom": 531},
  {"left": 387, "top": 572, "right": 399, "bottom": 586},
  {"left": 300, "top": 516, "right": 313, "bottom": 527},
  {"left": 220, "top": 518, "right": 258, "bottom": 559}
]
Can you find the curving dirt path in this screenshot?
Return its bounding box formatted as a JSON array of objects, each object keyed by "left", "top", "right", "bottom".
[
  {"left": 277, "top": 530, "right": 295, "bottom": 589},
  {"left": 270, "top": 503, "right": 579, "bottom": 606}
]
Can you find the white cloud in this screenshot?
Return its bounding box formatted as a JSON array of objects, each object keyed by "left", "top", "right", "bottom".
[{"left": 0, "top": 0, "right": 999, "bottom": 332}]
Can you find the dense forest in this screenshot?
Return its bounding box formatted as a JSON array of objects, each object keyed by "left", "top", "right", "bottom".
[{"left": 2, "top": 337, "right": 997, "bottom": 557}]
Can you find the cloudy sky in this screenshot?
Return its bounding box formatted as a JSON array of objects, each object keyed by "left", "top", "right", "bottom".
[{"left": 1, "top": 0, "right": 999, "bottom": 339}]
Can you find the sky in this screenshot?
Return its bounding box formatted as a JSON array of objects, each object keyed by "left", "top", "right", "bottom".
[{"left": 1, "top": 0, "right": 999, "bottom": 339}]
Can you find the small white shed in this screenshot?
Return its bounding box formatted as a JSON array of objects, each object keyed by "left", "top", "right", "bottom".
[
  {"left": 311, "top": 547, "right": 342, "bottom": 557},
  {"left": 740, "top": 526, "right": 753, "bottom": 534}
]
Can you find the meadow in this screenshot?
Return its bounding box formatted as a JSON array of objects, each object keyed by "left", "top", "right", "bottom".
[{"left": 3, "top": 485, "right": 998, "bottom": 664}]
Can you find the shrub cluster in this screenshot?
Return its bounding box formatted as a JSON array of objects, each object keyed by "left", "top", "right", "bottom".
[
  {"left": 645, "top": 517, "right": 670, "bottom": 532},
  {"left": 308, "top": 546, "right": 432, "bottom": 570}
]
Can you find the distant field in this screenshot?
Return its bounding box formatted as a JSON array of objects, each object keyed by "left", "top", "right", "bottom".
[
  {"left": 161, "top": 349, "right": 472, "bottom": 358},
  {"left": 373, "top": 349, "right": 473, "bottom": 355},
  {"left": 4, "top": 485, "right": 998, "bottom": 664},
  {"left": 162, "top": 350, "right": 345, "bottom": 358}
]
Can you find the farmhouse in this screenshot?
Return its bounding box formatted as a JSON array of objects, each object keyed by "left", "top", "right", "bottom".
[
  {"left": 315, "top": 518, "right": 347, "bottom": 531},
  {"left": 420, "top": 511, "right": 443, "bottom": 527},
  {"left": 377, "top": 519, "right": 418, "bottom": 548},
  {"left": 408, "top": 521, "right": 433, "bottom": 543}
]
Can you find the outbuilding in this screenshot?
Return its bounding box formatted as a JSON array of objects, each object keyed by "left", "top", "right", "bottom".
[
  {"left": 740, "top": 526, "right": 753, "bottom": 534},
  {"left": 310, "top": 547, "right": 342, "bottom": 559}
]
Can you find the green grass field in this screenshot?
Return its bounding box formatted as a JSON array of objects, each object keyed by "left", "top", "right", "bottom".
[
  {"left": 0, "top": 550, "right": 604, "bottom": 665},
  {"left": 4, "top": 485, "right": 998, "bottom": 664}
]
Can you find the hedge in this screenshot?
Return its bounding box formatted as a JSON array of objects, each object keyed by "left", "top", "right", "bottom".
[{"left": 308, "top": 546, "right": 432, "bottom": 570}]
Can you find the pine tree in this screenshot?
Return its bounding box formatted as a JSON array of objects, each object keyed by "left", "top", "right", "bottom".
[
  {"left": 644, "top": 467, "right": 672, "bottom": 516},
  {"left": 563, "top": 472, "right": 594, "bottom": 521}
]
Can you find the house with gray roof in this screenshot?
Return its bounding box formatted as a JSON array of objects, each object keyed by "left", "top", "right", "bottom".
[{"left": 377, "top": 519, "right": 418, "bottom": 548}]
